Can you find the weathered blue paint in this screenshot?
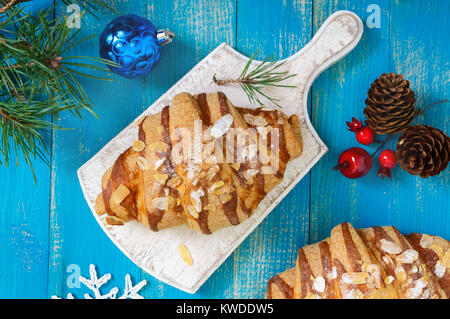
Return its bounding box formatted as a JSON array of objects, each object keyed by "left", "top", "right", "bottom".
[{"left": 0, "top": 0, "right": 448, "bottom": 298}]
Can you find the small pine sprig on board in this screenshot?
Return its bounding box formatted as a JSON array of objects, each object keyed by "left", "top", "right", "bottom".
[
  {"left": 0, "top": 2, "right": 116, "bottom": 180},
  {"left": 213, "top": 53, "right": 296, "bottom": 108}
]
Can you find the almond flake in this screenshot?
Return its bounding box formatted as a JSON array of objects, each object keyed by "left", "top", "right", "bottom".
[
  {"left": 243, "top": 113, "right": 268, "bottom": 127},
  {"left": 105, "top": 216, "right": 124, "bottom": 226},
  {"left": 198, "top": 162, "right": 210, "bottom": 171},
  {"left": 342, "top": 272, "right": 369, "bottom": 285},
  {"left": 327, "top": 266, "right": 337, "bottom": 280},
  {"left": 110, "top": 184, "right": 130, "bottom": 205},
  {"left": 380, "top": 239, "right": 402, "bottom": 255},
  {"left": 110, "top": 202, "right": 128, "bottom": 220},
  {"left": 133, "top": 140, "right": 146, "bottom": 152},
  {"left": 95, "top": 195, "right": 106, "bottom": 216},
  {"left": 409, "top": 265, "right": 418, "bottom": 274},
  {"left": 152, "top": 197, "right": 168, "bottom": 210},
  {"left": 220, "top": 193, "right": 232, "bottom": 204},
  {"left": 382, "top": 255, "right": 393, "bottom": 265},
  {"left": 137, "top": 156, "right": 151, "bottom": 171},
  {"left": 211, "top": 114, "right": 234, "bottom": 139},
  {"left": 402, "top": 278, "right": 413, "bottom": 289},
  {"left": 384, "top": 275, "right": 395, "bottom": 285},
  {"left": 179, "top": 245, "right": 193, "bottom": 266},
  {"left": 394, "top": 266, "right": 407, "bottom": 281},
  {"left": 406, "top": 278, "right": 427, "bottom": 299},
  {"left": 231, "top": 162, "right": 241, "bottom": 171},
  {"left": 211, "top": 180, "right": 225, "bottom": 191},
  {"left": 176, "top": 198, "right": 181, "bottom": 206},
  {"left": 167, "top": 176, "right": 182, "bottom": 188},
  {"left": 365, "top": 264, "right": 382, "bottom": 288},
  {"left": 434, "top": 261, "right": 446, "bottom": 278},
  {"left": 396, "top": 249, "right": 419, "bottom": 264},
  {"left": 443, "top": 249, "right": 450, "bottom": 268},
  {"left": 153, "top": 158, "right": 165, "bottom": 170},
  {"left": 153, "top": 173, "right": 168, "bottom": 185},
  {"left": 429, "top": 245, "right": 444, "bottom": 258},
  {"left": 244, "top": 169, "right": 259, "bottom": 180},
  {"left": 191, "top": 189, "right": 204, "bottom": 213},
  {"left": 420, "top": 234, "right": 434, "bottom": 249},
  {"left": 312, "top": 275, "right": 326, "bottom": 293},
  {"left": 212, "top": 184, "right": 228, "bottom": 195},
  {"left": 187, "top": 205, "right": 199, "bottom": 219}
]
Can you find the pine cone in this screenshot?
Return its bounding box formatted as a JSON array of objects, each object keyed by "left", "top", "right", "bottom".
[
  {"left": 396, "top": 125, "right": 450, "bottom": 177},
  {"left": 364, "top": 72, "right": 416, "bottom": 134}
]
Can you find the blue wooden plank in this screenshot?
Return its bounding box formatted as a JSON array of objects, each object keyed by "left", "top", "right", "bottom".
[
  {"left": 387, "top": 0, "right": 450, "bottom": 238},
  {"left": 310, "top": 0, "right": 449, "bottom": 249},
  {"left": 0, "top": 0, "right": 54, "bottom": 299},
  {"left": 0, "top": 154, "right": 51, "bottom": 299},
  {"left": 310, "top": 0, "right": 392, "bottom": 242},
  {"left": 233, "top": 0, "right": 313, "bottom": 298},
  {"left": 47, "top": 1, "right": 146, "bottom": 299}
]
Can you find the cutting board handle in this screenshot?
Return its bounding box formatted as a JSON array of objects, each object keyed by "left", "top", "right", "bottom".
[{"left": 286, "top": 10, "right": 364, "bottom": 90}]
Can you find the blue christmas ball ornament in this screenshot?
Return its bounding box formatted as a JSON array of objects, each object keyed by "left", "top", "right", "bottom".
[{"left": 99, "top": 14, "right": 174, "bottom": 78}]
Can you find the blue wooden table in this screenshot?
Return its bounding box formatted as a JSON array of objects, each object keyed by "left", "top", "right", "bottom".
[{"left": 0, "top": 0, "right": 448, "bottom": 299}]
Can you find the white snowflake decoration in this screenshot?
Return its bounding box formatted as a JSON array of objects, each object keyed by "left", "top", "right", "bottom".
[{"left": 52, "top": 264, "right": 147, "bottom": 299}]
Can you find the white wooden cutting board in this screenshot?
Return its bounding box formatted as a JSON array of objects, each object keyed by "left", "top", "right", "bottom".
[{"left": 77, "top": 11, "right": 363, "bottom": 293}]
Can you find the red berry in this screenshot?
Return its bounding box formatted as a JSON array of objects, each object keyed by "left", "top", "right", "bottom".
[
  {"left": 346, "top": 117, "right": 375, "bottom": 145},
  {"left": 377, "top": 149, "right": 397, "bottom": 179},
  {"left": 333, "top": 147, "right": 372, "bottom": 179},
  {"left": 356, "top": 126, "right": 375, "bottom": 145}
]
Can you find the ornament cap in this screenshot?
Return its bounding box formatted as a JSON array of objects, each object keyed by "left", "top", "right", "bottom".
[{"left": 157, "top": 29, "right": 175, "bottom": 46}]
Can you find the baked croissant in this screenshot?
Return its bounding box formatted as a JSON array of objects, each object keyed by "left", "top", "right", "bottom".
[
  {"left": 95, "top": 92, "right": 303, "bottom": 234},
  {"left": 266, "top": 222, "right": 449, "bottom": 299}
]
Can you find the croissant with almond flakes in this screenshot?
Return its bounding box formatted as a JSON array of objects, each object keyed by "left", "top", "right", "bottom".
[
  {"left": 266, "top": 222, "right": 449, "bottom": 299},
  {"left": 95, "top": 92, "right": 303, "bottom": 234}
]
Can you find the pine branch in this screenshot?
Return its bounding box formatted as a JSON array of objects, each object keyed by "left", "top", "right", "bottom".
[
  {"left": 0, "top": 0, "right": 18, "bottom": 14},
  {"left": 213, "top": 53, "right": 296, "bottom": 108},
  {"left": 0, "top": 4, "right": 117, "bottom": 180},
  {"left": 0, "top": 0, "right": 31, "bottom": 14}
]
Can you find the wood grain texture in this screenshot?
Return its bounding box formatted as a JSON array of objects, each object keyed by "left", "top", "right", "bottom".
[
  {"left": 310, "top": 0, "right": 449, "bottom": 249},
  {"left": 310, "top": 0, "right": 392, "bottom": 243},
  {"left": 0, "top": 0, "right": 53, "bottom": 299},
  {"left": 0, "top": 0, "right": 448, "bottom": 298}
]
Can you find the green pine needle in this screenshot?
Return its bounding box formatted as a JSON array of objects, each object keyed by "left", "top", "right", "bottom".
[
  {"left": 214, "top": 53, "right": 296, "bottom": 108},
  {"left": 0, "top": 3, "right": 118, "bottom": 181}
]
